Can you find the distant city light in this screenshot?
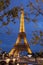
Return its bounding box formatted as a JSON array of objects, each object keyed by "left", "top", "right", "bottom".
[
  {"left": 17, "top": 63, "right": 19, "bottom": 65},
  {"left": 28, "top": 54, "right": 32, "bottom": 57},
  {"left": 6, "top": 58, "right": 10, "bottom": 63},
  {"left": 13, "top": 58, "right": 16, "bottom": 62}
]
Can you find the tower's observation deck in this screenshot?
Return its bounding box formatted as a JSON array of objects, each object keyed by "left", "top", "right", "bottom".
[{"left": 9, "top": 9, "right": 32, "bottom": 57}]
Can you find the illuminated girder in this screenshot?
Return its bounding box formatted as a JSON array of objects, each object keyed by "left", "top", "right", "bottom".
[
  {"left": 19, "top": 9, "right": 25, "bottom": 32},
  {"left": 9, "top": 9, "right": 32, "bottom": 57}
]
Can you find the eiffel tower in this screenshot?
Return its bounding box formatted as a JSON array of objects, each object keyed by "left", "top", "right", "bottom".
[{"left": 9, "top": 9, "right": 32, "bottom": 57}]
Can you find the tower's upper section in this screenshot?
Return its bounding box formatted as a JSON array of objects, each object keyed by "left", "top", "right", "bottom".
[{"left": 19, "top": 9, "right": 25, "bottom": 32}]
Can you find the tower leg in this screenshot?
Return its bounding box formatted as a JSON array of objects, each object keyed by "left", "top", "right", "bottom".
[
  {"left": 9, "top": 48, "right": 15, "bottom": 56},
  {"left": 13, "top": 50, "right": 19, "bottom": 57},
  {"left": 24, "top": 37, "right": 32, "bottom": 54},
  {"left": 9, "top": 37, "right": 21, "bottom": 57},
  {"left": 16, "top": 37, "right": 21, "bottom": 45}
]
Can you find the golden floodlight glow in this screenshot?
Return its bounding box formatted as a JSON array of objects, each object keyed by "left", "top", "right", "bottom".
[
  {"left": 9, "top": 9, "right": 32, "bottom": 57},
  {"left": 17, "top": 63, "right": 19, "bottom": 65},
  {"left": 19, "top": 10, "right": 25, "bottom": 32},
  {"left": 6, "top": 58, "right": 10, "bottom": 63},
  {"left": 13, "top": 58, "right": 16, "bottom": 62}
]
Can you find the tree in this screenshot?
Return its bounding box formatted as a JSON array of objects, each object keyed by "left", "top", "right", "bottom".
[
  {"left": 0, "top": 0, "right": 43, "bottom": 51},
  {"left": 31, "top": 30, "right": 43, "bottom": 46}
]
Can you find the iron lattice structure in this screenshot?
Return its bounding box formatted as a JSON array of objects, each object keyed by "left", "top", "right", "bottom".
[{"left": 9, "top": 9, "right": 32, "bottom": 57}]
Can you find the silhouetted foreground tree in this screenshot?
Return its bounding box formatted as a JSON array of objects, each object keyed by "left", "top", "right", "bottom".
[
  {"left": 0, "top": 0, "right": 43, "bottom": 27},
  {"left": 0, "top": 0, "right": 43, "bottom": 51},
  {"left": 31, "top": 30, "right": 43, "bottom": 46}
]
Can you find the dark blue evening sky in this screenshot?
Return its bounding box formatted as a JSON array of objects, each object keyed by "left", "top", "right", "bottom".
[{"left": 0, "top": 0, "right": 43, "bottom": 53}]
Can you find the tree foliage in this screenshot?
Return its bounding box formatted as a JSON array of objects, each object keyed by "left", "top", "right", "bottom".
[
  {"left": 31, "top": 31, "right": 43, "bottom": 46},
  {"left": 0, "top": 0, "right": 43, "bottom": 48}
]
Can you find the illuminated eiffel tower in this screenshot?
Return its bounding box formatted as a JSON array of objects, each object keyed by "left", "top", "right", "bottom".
[{"left": 9, "top": 9, "right": 32, "bottom": 57}]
